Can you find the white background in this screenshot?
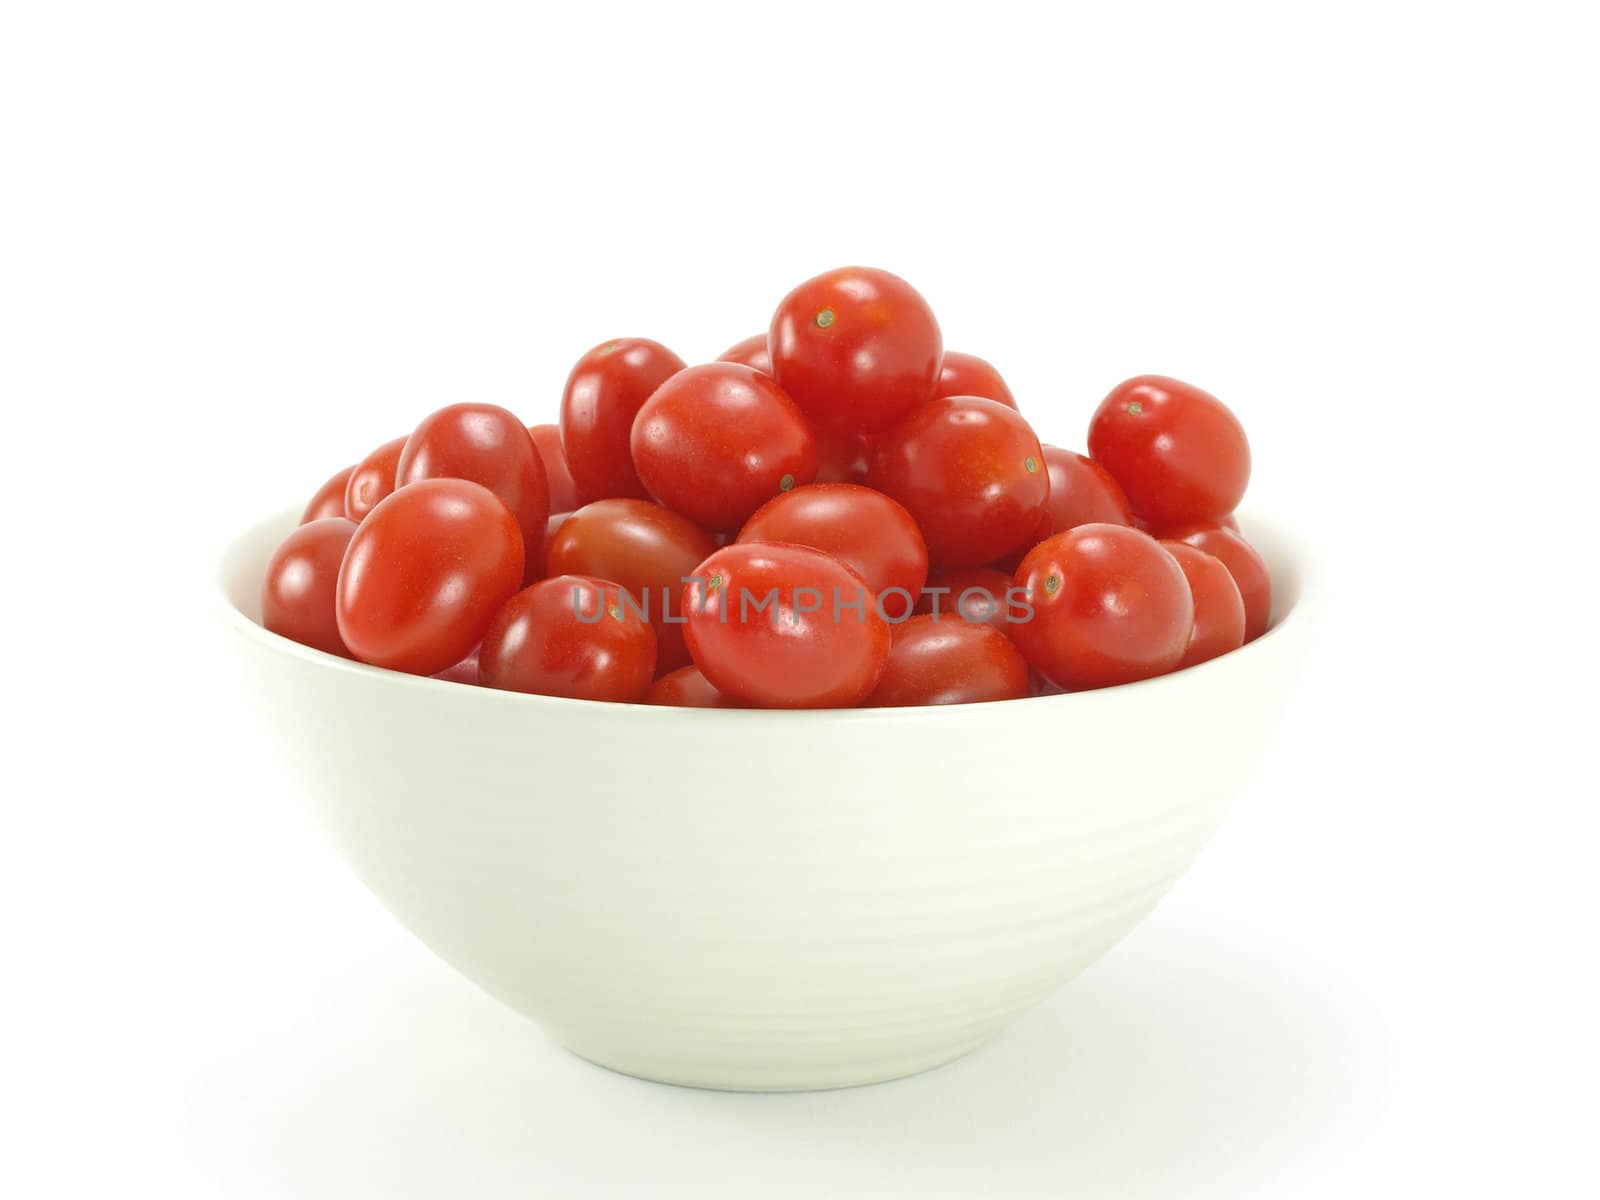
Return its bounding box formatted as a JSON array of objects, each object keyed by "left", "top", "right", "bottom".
[{"left": 3, "top": 2, "right": 1596, "bottom": 1196}]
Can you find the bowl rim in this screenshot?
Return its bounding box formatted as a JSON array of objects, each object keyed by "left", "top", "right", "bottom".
[{"left": 219, "top": 504, "right": 1321, "bottom": 721}]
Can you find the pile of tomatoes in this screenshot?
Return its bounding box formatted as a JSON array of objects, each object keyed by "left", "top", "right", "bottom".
[{"left": 263, "top": 266, "right": 1270, "bottom": 709}]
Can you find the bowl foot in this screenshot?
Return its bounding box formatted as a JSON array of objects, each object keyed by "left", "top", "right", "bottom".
[{"left": 561, "top": 1031, "right": 999, "bottom": 1093}]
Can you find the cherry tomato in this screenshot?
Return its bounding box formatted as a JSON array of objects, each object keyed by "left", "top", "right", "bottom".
[
  {"left": 992, "top": 445, "right": 1136, "bottom": 572},
  {"left": 934, "top": 351, "right": 1017, "bottom": 410},
  {"left": 717, "top": 333, "right": 773, "bottom": 375},
  {"left": 644, "top": 665, "right": 738, "bottom": 708},
  {"left": 528, "top": 423, "right": 581, "bottom": 513},
  {"left": 478, "top": 575, "right": 657, "bottom": 702},
  {"left": 1036, "top": 445, "right": 1133, "bottom": 532},
  {"left": 545, "top": 498, "right": 717, "bottom": 674},
  {"left": 1011, "top": 524, "right": 1193, "bottom": 690},
  {"left": 916, "top": 566, "right": 1023, "bottom": 633},
  {"left": 738, "top": 483, "right": 928, "bottom": 621},
  {"left": 344, "top": 435, "right": 406, "bottom": 521},
  {"left": 868, "top": 617, "right": 1029, "bottom": 706},
  {"left": 397, "top": 403, "right": 550, "bottom": 575},
  {"left": 336, "top": 478, "right": 525, "bottom": 676},
  {"left": 871, "top": 396, "right": 1048, "bottom": 568},
  {"left": 813, "top": 428, "right": 877, "bottom": 485},
  {"left": 769, "top": 266, "right": 942, "bottom": 434},
  {"left": 1164, "top": 522, "right": 1271, "bottom": 641},
  {"left": 560, "top": 337, "right": 686, "bottom": 503},
  {"left": 1160, "top": 541, "right": 1246, "bottom": 667},
  {"left": 631, "top": 362, "right": 817, "bottom": 532},
  {"left": 1088, "top": 376, "right": 1250, "bottom": 525},
  {"left": 262, "top": 517, "right": 357, "bottom": 657},
  {"left": 301, "top": 465, "right": 355, "bottom": 524},
  {"left": 683, "top": 543, "right": 890, "bottom": 708}
]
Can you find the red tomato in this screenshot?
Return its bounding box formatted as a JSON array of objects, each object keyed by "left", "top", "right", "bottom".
[
  {"left": 336, "top": 478, "right": 525, "bottom": 676},
  {"left": 769, "top": 266, "right": 942, "bottom": 434},
  {"left": 934, "top": 351, "right": 1017, "bottom": 410},
  {"left": 528, "top": 423, "right": 581, "bottom": 513},
  {"left": 1088, "top": 376, "right": 1250, "bottom": 525},
  {"left": 1160, "top": 541, "right": 1247, "bottom": 667},
  {"left": 631, "top": 362, "right": 817, "bottom": 532},
  {"left": 432, "top": 646, "right": 481, "bottom": 686},
  {"left": 301, "top": 465, "right": 355, "bottom": 524},
  {"left": 344, "top": 435, "right": 406, "bottom": 521},
  {"left": 545, "top": 498, "right": 717, "bottom": 674},
  {"left": 560, "top": 337, "right": 686, "bottom": 503},
  {"left": 916, "top": 566, "right": 1022, "bottom": 633},
  {"left": 682, "top": 543, "right": 890, "bottom": 708},
  {"left": 813, "top": 428, "right": 877, "bottom": 485},
  {"left": 1036, "top": 445, "right": 1133, "bottom": 532},
  {"left": 871, "top": 396, "right": 1048, "bottom": 568},
  {"left": 1011, "top": 524, "right": 1193, "bottom": 690},
  {"left": 478, "top": 575, "right": 657, "bottom": 702},
  {"left": 716, "top": 333, "right": 773, "bottom": 375},
  {"left": 868, "top": 617, "right": 1029, "bottom": 706},
  {"left": 993, "top": 445, "right": 1136, "bottom": 572},
  {"left": 262, "top": 517, "right": 357, "bottom": 657},
  {"left": 1164, "top": 522, "right": 1271, "bottom": 641},
  {"left": 397, "top": 403, "right": 550, "bottom": 574},
  {"left": 644, "top": 665, "right": 738, "bottom": 708},
  {"left": 738, "top": 483, "right": 928, "bottom": 621}
]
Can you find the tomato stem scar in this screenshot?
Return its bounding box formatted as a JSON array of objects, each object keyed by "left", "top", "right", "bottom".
[{"left": 815, "top": 308, "right": 835, "bottom": 329}]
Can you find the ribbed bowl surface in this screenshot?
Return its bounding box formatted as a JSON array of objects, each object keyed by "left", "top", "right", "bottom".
[{"left": 220, "top": 509, "right": 1315, "bottom": 1090}]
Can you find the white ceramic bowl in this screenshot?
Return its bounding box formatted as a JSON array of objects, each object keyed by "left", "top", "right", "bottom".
[{"left": 219, "top": 508, "right": 1317, "bottom": 1091}]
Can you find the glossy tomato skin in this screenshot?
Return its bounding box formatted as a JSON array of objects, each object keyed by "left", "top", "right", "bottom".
[
  {"left": 1037, "top": 446, "right": 1133, "bottom": 532},
  {"left": 631, "top": 362, "right": 817, "bottom": 532},
  {"left": 1164, "top": 522, "right": 1271, "bottom": 641},
  {"left": 545, "top": 498, "right": 717, "bottom": 674},
  {"left": 528, "top": 423, "right": 581, "bottom": 513},
  {"left": 993, "top": 445, "right": 1136, "bottom": 572},
  {"left": 560, "top": 338, "right": 687, "bottom": 503},
  {"left": 868, "top": 617, "right": 1029, "bottom": 706},
  {"left": 716, "top": 334, "right": 773, "bottom": 375},
  {"left": 916, "top": 566, "right": 1023, "bottom": 633},
  {"left": 934, "top": 351, "right": 1017, "bottom": 410},
  {"left": 478, "top": 575, "right": 657, "bottom": 702},
  {"left": 336, "top": 478, "right": 525, "bottom": 676},
  {"left": 1160, "top": 541, "right": 1247, "bottom": 667},
  {"left": 397, "top": 404, "right": 550, "bottom": 575},
  {"left": 738, "top": 483, "right": 928, "bottom": 621},
  {"left": 1011, "top": 524, "right": 1193, "bottom": 691},
  {"left": 871, "top": 396, "right": 1049, "bottom": 568},
  {"left": 769, "top": 266, "right": 942, "bottom": 434},
  {"left": 262, "top": 517, "right": 358, "bottom": 657},
  {"left": 344, "top": 435, "right": 407, "bottom": 521},
  {"left": 644, "top": 665, "right": 738, "bottom": 708},
  {"left": 301, "top": 465, "right": 355, "bottom": 524},
  {"left": 1088, "top": 376, "right": 1250, "bottom": 526},
  {"left": 682, "top": 543, "right": 890, "bottom": 708}
]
